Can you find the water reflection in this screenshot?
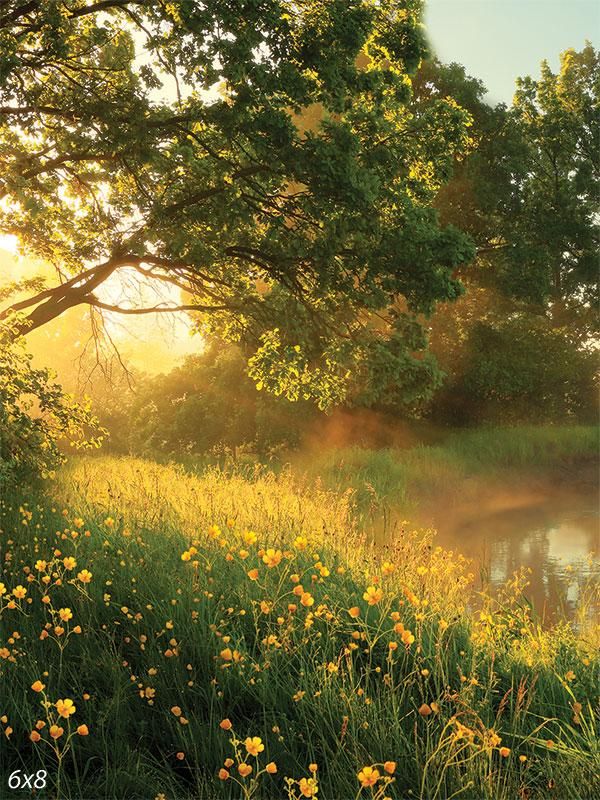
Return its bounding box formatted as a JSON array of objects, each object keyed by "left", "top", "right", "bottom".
[{"left": 432, "top": 497, "right": 599, "bottom": 619}]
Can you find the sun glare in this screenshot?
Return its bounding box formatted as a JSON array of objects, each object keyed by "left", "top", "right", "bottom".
[{"left": 0, "top": 233, "right": 18, "bottom": 254}]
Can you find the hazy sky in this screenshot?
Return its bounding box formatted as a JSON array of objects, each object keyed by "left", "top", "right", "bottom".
[{"left": 426, "top": 0, "right": 600, "bottom": 105}]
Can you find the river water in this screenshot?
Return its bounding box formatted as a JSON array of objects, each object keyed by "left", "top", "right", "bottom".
[{"left": 426, "top": 488, "right": 599, "bottom": 620}]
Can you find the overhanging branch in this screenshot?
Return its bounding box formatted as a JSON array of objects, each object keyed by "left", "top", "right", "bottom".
[{"left": 87, "top": 298, "right": 233, "bottom": 314}]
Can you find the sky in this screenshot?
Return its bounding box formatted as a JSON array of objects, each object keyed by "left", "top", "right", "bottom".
[{"left": 426, "top": 0, "right": 600, "bottom": 105}]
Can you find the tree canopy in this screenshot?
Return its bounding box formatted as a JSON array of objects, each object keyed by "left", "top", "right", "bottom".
[
  {"left": 0, "top": 0, "right": 475, "bottom": 408},
  {"left": 497, "top": 44, "right": 599, "bottom": 334},
  {"left": 409, "top": 48, "right": 599, "bottom": 424},
  {"left": 425, "top": 45, "right": 599, "bottom": 337}
]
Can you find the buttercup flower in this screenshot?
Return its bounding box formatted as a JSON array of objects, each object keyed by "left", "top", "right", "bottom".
[
  {"left": 363, "top": 586, "right": 383, "bottom": 605},
  {"left": 56, "top": 698, "right": 76, "bottom": 718},
  {"left": 245, "top": 736, "right": 264, "bottom": 756},
  {"left": 294, "top": 536, "right": 308, "bottom": 550},
  {"left": 358, "top": 766, "right": 380, "bottom": 787},
  {"left": 298, "top": 777, "right": 318, "bottom": 797},
  {"left": 262, "top": 548, "right": 282, "bottom": 568},
  {"left": 401, "top": 629, "right": 415, "bottom": 646},
  {"left": 242, "top": 529, "right": 257, "bottom": 545}
]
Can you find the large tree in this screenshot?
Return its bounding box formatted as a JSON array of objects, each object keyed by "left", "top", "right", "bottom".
[
  {"left": 496, "top": 44, "right": 599, "bottom": 335},
  {"left": 416, "top": 46, "right": 599, "bottom": 331},
  {"left": 0, "top": 0, "right": 474, "bottom": 408},
  {"left": 432, "top": 46, "right": 599, "bottom": 337},
  {"left": 412, "top": 49, "right": 599, "bottom": 423}
]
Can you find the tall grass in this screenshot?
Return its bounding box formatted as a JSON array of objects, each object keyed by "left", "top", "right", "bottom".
[
  {"left": 294, "top": 425, "right": 599, "bottom": 518},
  {"left": 0, "top": 455, "right": 598, "bottom": 799}
]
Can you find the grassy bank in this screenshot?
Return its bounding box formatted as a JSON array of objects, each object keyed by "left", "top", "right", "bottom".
[
  {"left": 0, "top": 456, "right": 598, "bottom": 799},
  {"left": 292, "top": 425, "right": 600, "bottom": 518}
]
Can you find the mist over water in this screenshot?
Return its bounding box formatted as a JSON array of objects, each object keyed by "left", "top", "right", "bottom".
[
  {"left": 430, "top": 489, "right": 599, "bottom": 620},
  {"left": 302, "top": 410, "right": 599, "bottom": 620}
]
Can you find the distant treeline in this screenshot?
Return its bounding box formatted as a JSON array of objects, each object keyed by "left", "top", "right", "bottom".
[{"left": 95, "top": 332, "right": 598, "bottom": 459}]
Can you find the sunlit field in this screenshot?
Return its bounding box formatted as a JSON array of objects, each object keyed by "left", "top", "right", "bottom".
[{"left": 1, "top": 457, "right": 598, "bottom": 799}]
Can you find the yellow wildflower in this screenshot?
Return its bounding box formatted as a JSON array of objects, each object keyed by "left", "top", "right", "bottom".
[
  {"left": 262, "top": 548, "right": 282, "bottom": 568},
  {"left": 244, "top": 736, "right": 264, "bottom": 756},
  {"left": 363, "top": 586, "right": 383, "bottom": 605},
  {"left": 56, "top": 698, "right": 76, "bottom": 718},
  {"left": 358, "top": 766, "right": 380, "bottom": 787}
]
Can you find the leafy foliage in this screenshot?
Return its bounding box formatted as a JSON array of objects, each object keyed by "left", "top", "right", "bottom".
[
  {"left": 412, "top": 48, "right": 599, "bottom": 424},
  {"left": 94, "top": 341, "right": 314, "bottom": 458},
  {"left": 431, "top": 315, "right": 599, "bottom": 425},
  {"left": 498, "top": 44, "right": 599, "bottom": 327},
  {"left": 0, "top": 0, "right": 474, "bottom": 407},
  {"left": 0, "top": 315, "right": 105, "bottom": 485}
]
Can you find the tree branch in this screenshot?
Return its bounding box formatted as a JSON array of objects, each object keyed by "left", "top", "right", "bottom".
[
  {"left": 67, "top": 1, "right": 145, "bottom": 20},
  {"left": 86, "top": 298, "right": 233, "bottom": 314}
]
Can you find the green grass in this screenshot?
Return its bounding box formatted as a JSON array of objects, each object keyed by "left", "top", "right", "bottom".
[
  {"left": 0, "top": 454, "right": 598, "bottom": 799},
  {"left": 292, "top": 425, "right": 599, "bottom": 518}
]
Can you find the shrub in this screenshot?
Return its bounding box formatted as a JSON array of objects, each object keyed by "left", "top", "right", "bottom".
[
  {"left": 0, "top": 315, "right": 105, "bottom": 486},
  {"left": 434, "top": 316, "right": 598, "bottom": 424}
]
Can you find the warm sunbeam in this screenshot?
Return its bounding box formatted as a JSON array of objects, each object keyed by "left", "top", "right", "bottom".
[{"left": 1, "top": 247, "right": 200, "bottom": 379}]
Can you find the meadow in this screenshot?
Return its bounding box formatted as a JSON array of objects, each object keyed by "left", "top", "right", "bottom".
[
  {"left": 0, "top": 452, "right": 598, "bottom": 799},
  {"left": 1, "top": 2, "right": 598, "bottom": 798},
  {"left": 176, "top": 425, "right": 600, "bottom": 523}
]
